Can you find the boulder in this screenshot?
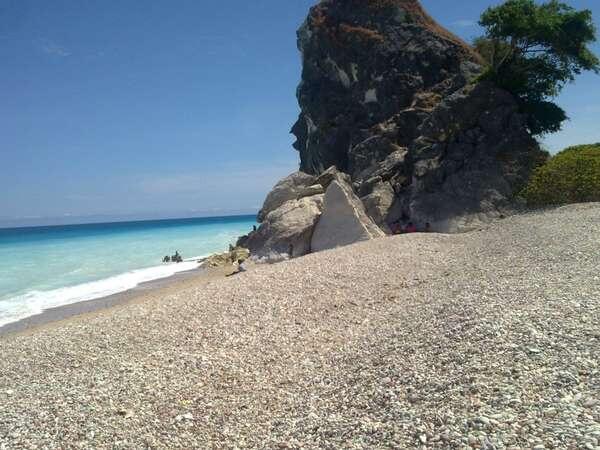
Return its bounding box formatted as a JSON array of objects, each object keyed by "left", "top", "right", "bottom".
[
  {"left": 231, "top": 247, "right": 250, "bottom": 263},
  {"left": 311, "top": 179, "right": 384, "bottom": 252},
  {"left": 245, "top": 195, "right": 324, "bottom": 258},
  {"left": 298, "top": 184, "right": 325, "bottom": 198},
  {"left": 349, "top": 136, "right": 402, "bottom": 182},
  {"left": 314, "top": 165, "right": 344, "bottom": 189},
  {"left": 361, "top": 181, "right": 396, "bottom": 229},
  {"left": 203, "top": 247, "right": 250, "bottom": 268},
  {"left": 257, "top": 171, "right": 316, "bottom": 222}
]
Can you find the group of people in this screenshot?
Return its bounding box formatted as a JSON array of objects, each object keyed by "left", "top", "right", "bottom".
[
  {"left": 390, "top": 221, "right": 431, "bottom": 235},
  {"left": 163, "top": 251, "right": 183, "bottom": 263}
]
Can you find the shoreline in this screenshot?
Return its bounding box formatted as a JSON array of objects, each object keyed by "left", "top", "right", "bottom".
[
  {"left": 0, "top": 204, "right": 598, "bottom": 448},
  {"left": 0, "top": 262, "right": 234, "bottom": 338}
]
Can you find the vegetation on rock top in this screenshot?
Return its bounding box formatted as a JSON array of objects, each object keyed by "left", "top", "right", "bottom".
[
  {"left": 474, "top": 0, "right": 599, "bottom": 136},
  {"left": 309, "top": 0, "right": 481, "bottom": 59}
]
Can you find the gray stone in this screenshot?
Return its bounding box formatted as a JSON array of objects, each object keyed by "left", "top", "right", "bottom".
[
  {"left": 257, "top": 171, "right": 316, "bottom": 222},
  {"left": 203, "top": 248, "right": 250, "bottom": 268},
  {"left": 298, "top": 184, "right": 324, "bottom": 198},
  {"left": 315, "top": 166, "right": 347, "bottom": 189},
  {"left": 361, "top": 182, "right": 396, "bottom": 230},
  {"left": 246, "top": 195, "right": 324, "bottom": 258},
  {"left": 349, "top": 136, "right": 402, "bottom": 182},
  {"left": 311, "top": 180, "right": 384, "bottom": 252}
]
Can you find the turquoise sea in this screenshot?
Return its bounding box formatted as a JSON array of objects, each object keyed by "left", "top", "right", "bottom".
[{"left": 0, "top": 215, "right": 256, "bottom": 327}]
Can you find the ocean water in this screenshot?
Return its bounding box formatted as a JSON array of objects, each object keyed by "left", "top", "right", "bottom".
[{"left": 0, "top": 215, "right": 256, "bottom": 327}]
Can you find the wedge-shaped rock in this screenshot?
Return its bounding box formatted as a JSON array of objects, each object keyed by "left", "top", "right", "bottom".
[{"left": 311, "top": 180, "right": 384, "bottom": 252}]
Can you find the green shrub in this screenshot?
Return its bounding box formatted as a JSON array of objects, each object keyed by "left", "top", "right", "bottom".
[{"left": 522, "top": 143, "right": 600, "bottom": 207}]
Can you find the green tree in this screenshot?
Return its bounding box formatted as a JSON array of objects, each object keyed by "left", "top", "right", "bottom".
[{"left": 475, "top": 0, "right": 599, "bottom": 135}]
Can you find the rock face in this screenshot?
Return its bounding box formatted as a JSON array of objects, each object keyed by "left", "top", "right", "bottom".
[
  {"left": 240, "top": 0, "right": 547, "bottom": 257},
  {"left": 407, "top": 82, "right": 543, "bottom": 231},
  {"left": 292, "top": 0, "right": 483, "bottom": 175},
  {"left": 311, "top": 178, "right": 385, "bottom": 252}
]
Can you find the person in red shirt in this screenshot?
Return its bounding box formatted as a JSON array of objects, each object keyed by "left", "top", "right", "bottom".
[{"left": 405, "top": 222, "right": 417, "bottom": 233}]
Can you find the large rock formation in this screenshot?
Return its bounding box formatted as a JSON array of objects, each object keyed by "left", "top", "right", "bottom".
[{"left": 240, "top": 0, "right": 546, "bottom": 257}]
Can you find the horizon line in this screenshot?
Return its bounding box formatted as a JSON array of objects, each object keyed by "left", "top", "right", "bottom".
[{"left": 0, "top": 211, "right": 258, "bottom": 231}]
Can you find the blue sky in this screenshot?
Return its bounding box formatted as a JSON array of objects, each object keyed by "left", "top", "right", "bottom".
[{"left": 1, "top": 0, "right": 599, "bottom": 226}]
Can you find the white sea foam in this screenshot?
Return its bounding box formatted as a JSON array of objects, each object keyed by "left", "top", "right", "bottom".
[
  {"left": 0, "top": 261, "right": 201, "bottom": 328},
  {"left": 183, "top": 254, "right": 212, "bottom": 262}
]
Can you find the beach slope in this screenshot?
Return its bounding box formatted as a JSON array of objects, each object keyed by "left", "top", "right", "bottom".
[{"left": 1, "top": 204, "right": 599, "bottom": 448}]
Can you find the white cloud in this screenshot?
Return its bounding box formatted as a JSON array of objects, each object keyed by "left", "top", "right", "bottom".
[
  {"left": 39, "top": 40, "right": 71, "bottom": 57},
  {"left": 136, "top": 161, "right": 298, "bottom": 196},
  {"left": 65, "top": 194, "right": 103, "bottom": 202},
  {"left": 452, "top": 19, "right": 477, "bottom": 28}
]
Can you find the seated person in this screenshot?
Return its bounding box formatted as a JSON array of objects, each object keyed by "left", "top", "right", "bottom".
[{"left": 404, "top": 222, "right": 417, "bottom": 233}]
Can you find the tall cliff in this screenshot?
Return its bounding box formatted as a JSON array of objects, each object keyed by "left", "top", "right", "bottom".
[
  {"left": 240, "top": 0, "right": 546, "bottom": 258},
  {"left": 292, "top": 0, "right": 483, "bottom": 175}
]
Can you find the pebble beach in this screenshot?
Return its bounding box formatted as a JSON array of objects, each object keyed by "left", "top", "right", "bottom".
[{"left": 1, "top": 203, "right": 599, "bottom": 449}]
